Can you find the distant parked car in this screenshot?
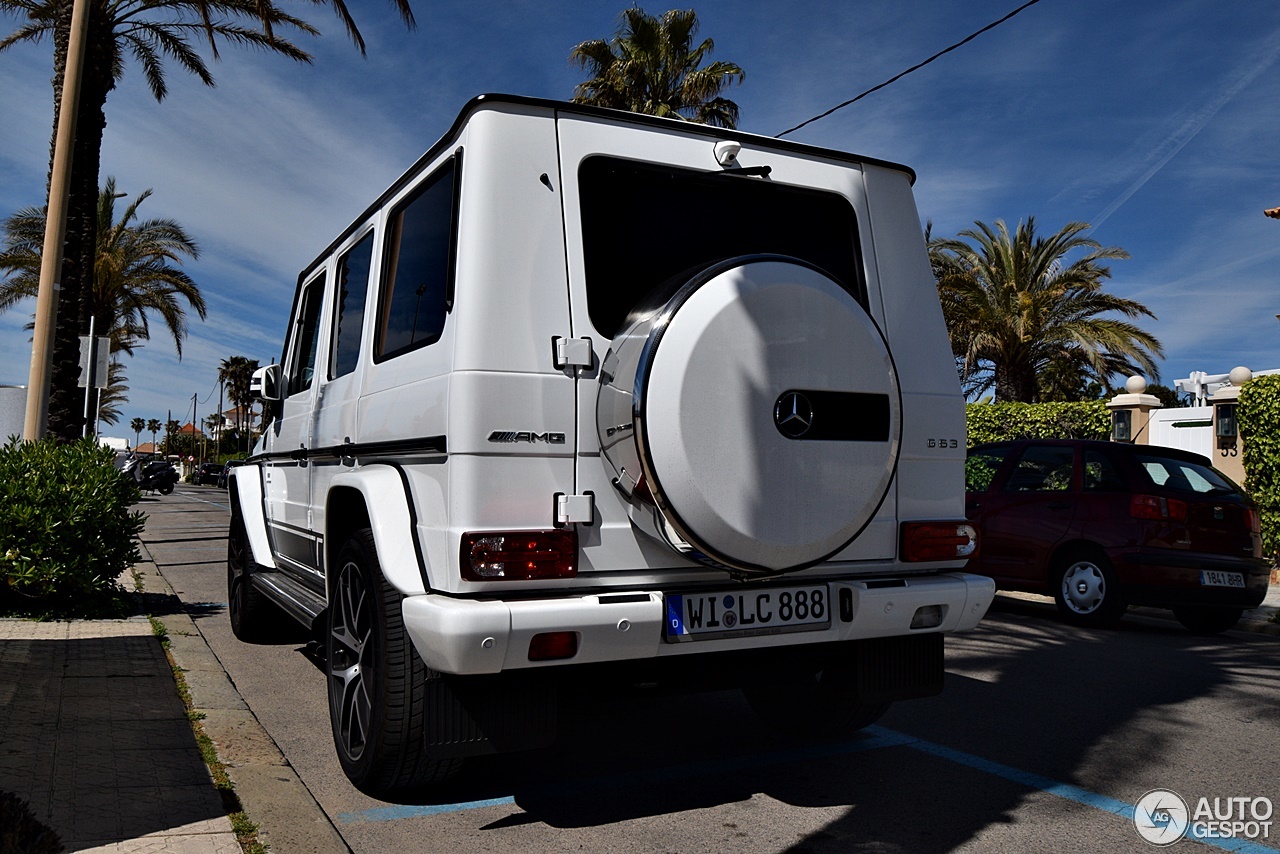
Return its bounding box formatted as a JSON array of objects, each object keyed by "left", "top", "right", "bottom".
[
  {"left": 195, "top": 463, "right": 223, "bottom": 486},
  {"left": 965, "top": 439, "right": 1268, "bottom": 634},
  {"left": 216, "top": 459, "right": 246, "bottom": 489}
]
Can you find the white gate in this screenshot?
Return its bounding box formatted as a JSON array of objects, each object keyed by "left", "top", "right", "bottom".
[{"left": 1146, "top": 406, "right": 1213, "bottom": 456}]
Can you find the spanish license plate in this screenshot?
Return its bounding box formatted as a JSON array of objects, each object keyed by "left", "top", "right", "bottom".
[
  {"left": 1200, "top": 570, "right": 1245, "bottom": 588},
  {"left": 665, "top": 585, "right": 831, "bottom": 642}
]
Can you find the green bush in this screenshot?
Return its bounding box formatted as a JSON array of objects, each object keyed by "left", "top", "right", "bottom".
[
  {"left": 0, "top": 437, "right": 144, "bottom": 617},
  {"left": 966, "top": 401, "right": 1110, "bottom": 448},
  {"left": 1239, "top": 375, "right": 1280, "bottom": 565}
]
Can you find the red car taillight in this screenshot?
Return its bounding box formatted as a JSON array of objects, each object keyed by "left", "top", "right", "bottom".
[
  {"left": 461, "top": 530, "right": 578, "bottom": 581},
  {"left": 1130, "top": 494, "right": 1187, "bottom": 522},
  {"left": 901, "top": 522, "right": 978, "bottom": 562},
  {"left": 1245, "top": 507, "right": 1261, "bottom": 534}
]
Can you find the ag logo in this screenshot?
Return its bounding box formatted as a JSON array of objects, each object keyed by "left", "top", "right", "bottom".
[{"left": 1134, "top": 789, "right": 1189, "bottom": 846}]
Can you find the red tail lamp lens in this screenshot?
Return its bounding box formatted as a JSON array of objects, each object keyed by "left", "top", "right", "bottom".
[
  {"left": 1130, "top": 494, "right": 1187, "bottom": 522},
  {"left": 901, "top": 522, "right": 978, "bottom": 562},
  {"left": 528, "top": 632, "right": 578, "bottom": 661},
  {"left": 461, "top": 530, "right": 577, "bottom": 581},
  {"left": 1246, "top": 508, "right": 1261, "bottom": 534}
]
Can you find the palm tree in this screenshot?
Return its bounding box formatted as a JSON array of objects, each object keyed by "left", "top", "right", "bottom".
[
  {"left": 0, "top": 0, "right": 414, "bottom": 440},
  {"left": 928, "top": 218, "right": 1163, "bottom": 403},
  {"left": 0, "top": 178, "right": 206, "bottom": 419},
  {"left": 130, "top": 416, "right": 144, "bottom": 448},
  {"left": 569, "top": 8, "right": 744, "bottom": 128},
  {"left": 164, "top": 418, "right": 180, "bottom": 455},
  {"left": 219, "top": 355, "right": 258, "bottom": 453},
  {"left": 94, "top": 359, "right": 126, "bottom": 425},
  {"left": 146, "top": 417, "right": 160, "bottom": 451}
]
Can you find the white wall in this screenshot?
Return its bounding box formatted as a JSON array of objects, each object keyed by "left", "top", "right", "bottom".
[{"left": 1147, "top": 406, "right": 1213, "bottom": 457}]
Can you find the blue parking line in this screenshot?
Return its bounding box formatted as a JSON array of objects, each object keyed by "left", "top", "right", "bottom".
[
  {"left": 339, "top": 797, "right": 517, "bottom": 823},
  {"left": 871, "top": 727, "right": 1279, "bottom": 854},
  {"left": 336, "top": 726, "right": 1278, "bottom": 851}
]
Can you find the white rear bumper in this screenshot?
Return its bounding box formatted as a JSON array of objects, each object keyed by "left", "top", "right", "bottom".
[{"left": 402, "top": 573, "right": 994, "bottom": 675}]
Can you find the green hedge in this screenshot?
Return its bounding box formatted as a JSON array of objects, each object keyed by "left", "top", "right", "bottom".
[
  {"left": 966, "top": 401, "right": 1110, "bottom": 448},
  {"left": 1239, "top": 375, "right": 1280, "bottom": 565},
  {"left": 0, "top": 437, "right": 144, "bottom": 617}
]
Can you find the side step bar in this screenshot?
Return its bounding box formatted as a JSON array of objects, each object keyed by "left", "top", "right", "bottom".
[{"left": 251, "top": 570, "right": 327, "bottom": 633}]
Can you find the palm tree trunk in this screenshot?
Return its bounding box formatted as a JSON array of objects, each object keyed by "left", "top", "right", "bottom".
[{"left": 46, "top": 0, "right": 114, "bottom": 441}]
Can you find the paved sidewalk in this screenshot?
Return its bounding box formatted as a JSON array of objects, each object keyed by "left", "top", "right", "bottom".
[{"left": 0, "top": 618, "right": 238, "bottom": 853}]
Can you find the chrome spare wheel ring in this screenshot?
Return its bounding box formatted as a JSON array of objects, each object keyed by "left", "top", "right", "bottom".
[
  {"left": 329, "top": 560, "right": 374, "bottom": 762},
  {"left": 1061, "top": 561, "right": 1106, "bottom": 615}
]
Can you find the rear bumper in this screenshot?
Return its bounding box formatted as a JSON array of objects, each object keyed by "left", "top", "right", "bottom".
[
  {"left": 1112, "top": 548, "right": 1270, "bottom": 609},
  {"left": 402, "top": 572, "right": 995, "bottom": 675}
]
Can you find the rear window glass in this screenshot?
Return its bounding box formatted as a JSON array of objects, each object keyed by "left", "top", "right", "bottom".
[
  {"left": 1136, "top": 455, "right": 1236, "bottom": 495},
  {"left": 578, "top": 156, "right": 864, "bottom": 338}
]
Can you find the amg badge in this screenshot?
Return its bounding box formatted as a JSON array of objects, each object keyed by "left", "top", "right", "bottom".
[{"left": 488, "top": 431, "right": 566, "bottom": 444}]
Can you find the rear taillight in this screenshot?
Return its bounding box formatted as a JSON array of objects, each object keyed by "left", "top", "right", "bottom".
[
  {"left": 1130, "top": 494, "right": 1187, "bottom": 522},
  {"left": 901, "top": 522, "right": 978, "bottom": 562},
  {"left": 461, "top": 530, "right": 578, "bottom": 581},
  {"left": 1245, "top": 507, "right": 1261, "bottom": 534}
]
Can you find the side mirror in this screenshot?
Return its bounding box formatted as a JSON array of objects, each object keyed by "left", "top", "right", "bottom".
[{"left": 251, "top": 363, "right": 282, "bottom": 403}]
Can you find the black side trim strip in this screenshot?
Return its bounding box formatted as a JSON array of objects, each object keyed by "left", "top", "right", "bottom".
[{"left": 249, "top": 435, "right": 448, "bottom": 465}]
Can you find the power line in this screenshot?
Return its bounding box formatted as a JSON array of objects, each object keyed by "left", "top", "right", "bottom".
[{"left": 777, "top": 0, "right": 1046, "bottom": 138}]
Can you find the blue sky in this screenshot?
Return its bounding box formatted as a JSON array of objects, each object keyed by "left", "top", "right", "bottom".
[{"left": 2, "top": 0, "right": 1279, "bottom": 436}]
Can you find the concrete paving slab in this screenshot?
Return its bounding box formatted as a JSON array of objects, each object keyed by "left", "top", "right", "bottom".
[
  {"left": 201, "top": 708, "right": 289, "bottom": 767},
  {"left": 0, "top": 618, "right": 239, "bottom": 853}
]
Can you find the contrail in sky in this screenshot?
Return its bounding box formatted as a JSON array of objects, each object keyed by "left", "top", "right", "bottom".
[{"left": 1090, "top": 28, "right": 1280, "bottom": 231}]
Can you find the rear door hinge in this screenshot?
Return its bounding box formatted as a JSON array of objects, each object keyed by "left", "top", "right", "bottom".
[
  {"left": 553, "top": 336, "right": 594, "bottom": 371},
  {"left": 554, "top": 491, "right": 595, "bottom": 527}
]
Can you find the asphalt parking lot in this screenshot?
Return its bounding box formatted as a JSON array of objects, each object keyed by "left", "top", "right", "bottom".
[{"left": 142, "top": 486, "right": 1280, "bottom": 853}]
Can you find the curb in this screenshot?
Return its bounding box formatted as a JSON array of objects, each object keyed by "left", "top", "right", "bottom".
[{"left": 135, "top": 546, "right": 351, "bottom": 854}]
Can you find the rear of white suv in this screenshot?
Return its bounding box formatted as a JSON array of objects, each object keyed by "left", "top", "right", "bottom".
[{"left": 230, "top": 95, "right": 991, "bottom": 796}]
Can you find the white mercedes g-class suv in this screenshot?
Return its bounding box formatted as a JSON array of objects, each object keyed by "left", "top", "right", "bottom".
[{"left": 228, "top": 94, "right": 992, "bottom": 795}]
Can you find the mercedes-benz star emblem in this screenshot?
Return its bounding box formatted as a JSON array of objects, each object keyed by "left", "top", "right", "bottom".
[{"left": 774, "top": 391, "right": 814, "bottom": 438}]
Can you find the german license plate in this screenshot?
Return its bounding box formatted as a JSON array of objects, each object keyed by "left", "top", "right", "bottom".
[
  {"left": 665, "top": 585, "right": 831, "bottom": 642},
  {"left": 1200, "top": 570, "right": 1245, "bottom": 588}
]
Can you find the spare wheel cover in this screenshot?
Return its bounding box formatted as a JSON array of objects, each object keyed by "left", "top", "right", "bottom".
[{"left": 625, "top": 257, "right": 901, "bottom": 573}]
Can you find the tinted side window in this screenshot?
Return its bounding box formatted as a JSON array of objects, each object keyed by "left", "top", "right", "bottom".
[
  {"left": 1003, "top": 445, "right": 1075, "bottom": 493},
  {"left": 1137, "top": 455, "right": 1236, "bottom": 495},
  {"left": 966, "top": 446, "right": 1012, "bottom": 493},
  {"left": 1083, "top": 449, "right": 1125, "bottom": 492},
  {"left": 578, "top": 156, "right": 864, "bottom": 338},
  {"left": 377, "top": 159, "right": 457, "bottom": 361},
  {"left": 331, "top": 231, "right": 375, "bottom": 378},
  {"left": 287, "top": 275, "right": 325, "bottom": 397}
]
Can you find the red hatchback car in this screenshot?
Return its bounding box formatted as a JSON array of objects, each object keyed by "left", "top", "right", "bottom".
[{"left": 965, "top": 439, "right": 1268, "bottom": 634}]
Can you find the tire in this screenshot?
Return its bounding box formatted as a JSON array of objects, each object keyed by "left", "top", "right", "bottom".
[
  {"left": 327, "top": 529, "right": 463, "bottom": 794},
  {"left": 158, "top": 482, "right": 174, "bottom": 495},
  {"left": 742, "top": 665, "right": 890, "bottom": 738},
  {"left": 1053, "top": 551, "right": 1126, "bottom": 627},
  {"left": 227, "top": 513, "right": 280, "bottom": 642},
  {"left": 1172, "top": 606, "right": 1243, "bottom": 635}
]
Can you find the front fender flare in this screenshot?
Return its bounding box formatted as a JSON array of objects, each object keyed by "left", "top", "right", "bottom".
[{"left": 329, "top": 467, "right": 429, "bottom": 596}]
